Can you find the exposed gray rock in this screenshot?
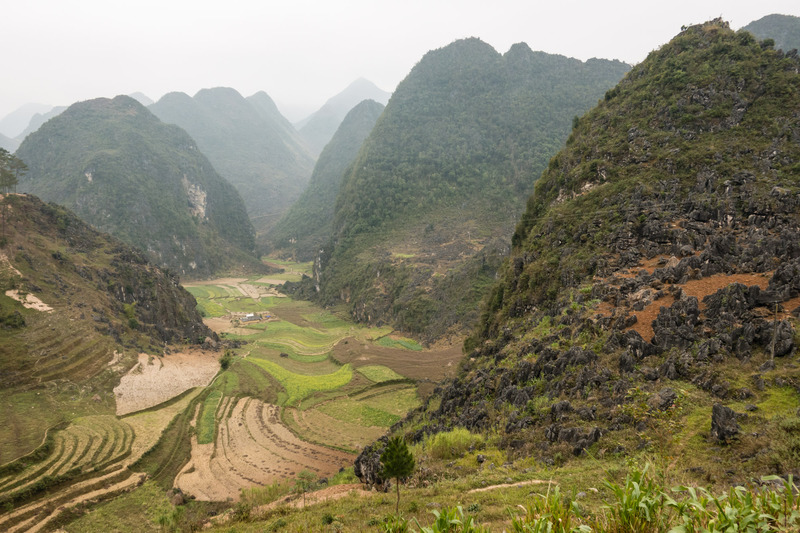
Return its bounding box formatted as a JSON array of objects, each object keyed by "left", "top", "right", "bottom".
[{"left": 710, "top": 404, "right": 740, "bottom": 444}]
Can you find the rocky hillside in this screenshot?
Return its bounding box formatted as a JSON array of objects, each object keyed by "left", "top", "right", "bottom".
[
  {"left": 267, "top": 99, "right": 385, "bottom": 260},
  {"left": 375, "top": 20, "right": 800, "bottom": 484},
  {"left": 15, "top": 95, "right": 260, "bottom": 278},
  {"left": 0, "top": 193, "right": 214, "bottom": 461},
  {"left": 150, "top": 88, "right": 315, "bottom": 237},
  {"left": 299, "top": 38, "right": 630, "bottom": 341}
]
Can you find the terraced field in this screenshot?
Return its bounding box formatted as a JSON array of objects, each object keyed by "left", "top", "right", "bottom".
[
  {"left": 0, "top": 416, "right": 136, "bottom": 532},
  {"left": 175, "top": 398, "right": 352, "bottom": 501},
  {"left": 0, "top": 269, "right": 463, "bottom": 530},
  {"left": 0, "top": 382, "right": 203, "bottom": 532},
  {"left": 175, "top": 274, "right": 463, "bottom": 500}
]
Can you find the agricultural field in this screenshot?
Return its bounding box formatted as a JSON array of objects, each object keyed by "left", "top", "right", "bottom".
[
  {"left": 175, "top": 273, "right": 464, "bottom": 498},
  {"left": 0, "top": 266, "right": 464, "bottom": 530}
]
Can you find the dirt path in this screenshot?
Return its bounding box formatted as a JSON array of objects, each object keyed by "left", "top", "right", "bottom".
[
  {"left": 468, "top": 479, "right": 554, "bottom": 493},
  {"left": 256, "top": 483, "right": 371, "bottom": 513},
  {"left": 113, "top": 350, "right": 220, "bottom": 415}
]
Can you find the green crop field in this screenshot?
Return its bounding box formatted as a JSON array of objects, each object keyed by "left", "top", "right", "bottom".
[
  {"left": 246, "top": 357, "right": 354, "bottom": 406},
  {"left": 357, "top": 365, "right": 406, "bottom": 383}
]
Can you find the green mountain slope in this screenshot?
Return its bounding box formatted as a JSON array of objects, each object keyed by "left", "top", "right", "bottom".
[
  {"left": 267, "top": 99, "right": 385, "bottom": 261},
  {"left": 296, "top": 78, "right": 391, "bottom": 156},
  {"left": 299, "top": 38, "right": 630, "bottom": 341},
  {"left": 743, "top": 13, "right": 800, "bottom": 53},
  {"left": 384, "top": 20, "right": 800, "bottom": 483},
  {"left": 15, "top": 95, "right": 258, "bottom": 278},
  {"left": 150, "top": 88, "right": 315, "bottom": 237},
  {"left": 0, "top": 194, "right": 213, "bottom": 462}
]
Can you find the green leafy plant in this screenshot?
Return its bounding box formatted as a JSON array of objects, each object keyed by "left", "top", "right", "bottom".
[
  {"left": 416, "top": 506, "right": 489, "bottom": 533},
  {"left": 509, "top": 483, "right": 590, "bottom": 533}
]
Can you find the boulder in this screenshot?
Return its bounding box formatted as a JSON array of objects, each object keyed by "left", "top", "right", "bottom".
[
  {"left": 647, "top": 388, "right": 677, "bottom": 411},
  {"left": 710, "top": 404, "right": 740, "bottom": 444}
]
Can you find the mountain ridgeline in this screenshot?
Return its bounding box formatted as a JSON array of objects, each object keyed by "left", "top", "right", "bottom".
[
  {"left": 743, "top": 13, "right": 800, "bottom": 54},
  {"left": 375, "top": 20, "right": 800, "bottom": 482},
  {"left": 15, "top": 95, "right": 259, "bottom": 278},
  {"left": 267, "top": 99, "right": 385, "bottom": 261},
  {"left": 295, "top": 38, "right": 630, "bottom": 341},
  {"left": 296, "top": 78, "right": 391, "bottom": 156},
  {"left": 149, "top": 88, "right": 315, "bottom": 238}
]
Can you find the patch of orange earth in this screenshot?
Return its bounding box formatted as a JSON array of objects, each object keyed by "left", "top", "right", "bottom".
[
  {"left": 628, "top": 273, "right": 772, "bottom": 341},
  {"left": 629, "top": 295, "right": 676, "bottom": 342}
]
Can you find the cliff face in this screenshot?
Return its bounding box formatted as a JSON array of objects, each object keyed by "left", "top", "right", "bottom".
[{"left": 379, "top": 21, "right": 800, "bottom": 483}]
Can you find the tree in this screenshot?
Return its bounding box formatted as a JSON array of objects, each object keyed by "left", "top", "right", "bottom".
[
  {"left": 294, "top": 469, "right": 317, "bottom": 508},
  {"left": 380, "top": 436, "right": 415, "bottom": 514}
]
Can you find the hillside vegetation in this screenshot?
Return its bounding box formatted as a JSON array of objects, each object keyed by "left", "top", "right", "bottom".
[
  {"left": 380, "top": 20, "right": 800, "bottom": 487},
  {"left": 296, "top": 38, "right": 630, "bottom": 341},
  {"left": 150, "top": 88, "right": 315, "bottom": 238},
  {"left": 267, "top": 99, "right": 385, "bottom": 261},
  {"left": 15, "top": 96, "right": 260, "bottom": 278},
  {"left": 296, "top": 78, "right": 391, "bottom": 156},
  {"left": 0, "top": 194, "right": 218, "bottom": 530}
]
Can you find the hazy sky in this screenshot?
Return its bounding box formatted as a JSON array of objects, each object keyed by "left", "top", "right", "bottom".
[{"left": 2, "top": 1, "right": 798, "bottom": 122}]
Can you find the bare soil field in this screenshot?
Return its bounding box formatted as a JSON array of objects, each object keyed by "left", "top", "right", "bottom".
[
  {"left": 4, "top": 289, "right": 53, "bottom": 312},
  {"left": 332, "top": 338, "right": 462, "bottom": 382},
  {"left": 113, "top": 350, "right": 220, "bottom": 415},
  {"left": 176, "top": 398, "right": 354, "bottom": 501},
  {"left": 286, "top": 407, "right": 386, "bottom": 451}
]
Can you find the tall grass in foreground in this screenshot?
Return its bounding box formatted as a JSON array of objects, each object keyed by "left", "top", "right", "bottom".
[{"left": 508, "top": 467, "right": 799, "bottom": 533}]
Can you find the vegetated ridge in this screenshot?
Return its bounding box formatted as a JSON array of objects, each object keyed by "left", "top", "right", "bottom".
[
  {"left": 296, "top": 78, "right": 391, "bottom": 156},
  {"left": 15, "top": 95, "right": 260, "bottom": 278},
  {"left": 0, "top": 193, "right": 214, "bottom": 463},
  {"left": 291, "top": 38, "right": 630, "bottom": 342},
  {"left": 364, "top": 20, "right": 800, "bottom": 485},
  {"left": 267, "top": 99, "right": 385, "bottom": 261},
  {"left": 743, "top": 13, "right": 800, "bottom": 55},
  {"left": 150, "top": 87, "right": 315, "bottom": 239}
]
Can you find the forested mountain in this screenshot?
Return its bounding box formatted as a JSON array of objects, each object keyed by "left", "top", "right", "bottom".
[
  {"left": 743, "top": 13, "right": 800, "bottom": 53},
  {"left": 296, "top": 78, "right": 391, "bottom": 156},
  {"left": 129, "top": 92, "right": 154, "bottom": 106},
  {"left": 14, "top": 106, "right": 67, "bottom": 146},
  {"left": 0, "top": 194, "right": 213, "bottom": 462},
  {"left": 0, "top": 133, "right": 14, "bottom": 152},
  {"left": 374, "top": 20, "right": 800, "bottom": 482},
  {"left": 15, "top": 95, "right": 260, "bottom": 278},
  {"left": 149, "top": 87, "right": 315, "bottom": 237},
  {"left": 294, "top": 38, "right": 630, "bottom": 341},
  {"left": 267, "top": 99, "right": 385, "bottom": 261},
  {"left": 0, "top": 103, "right": 52, "bottom": 138}
]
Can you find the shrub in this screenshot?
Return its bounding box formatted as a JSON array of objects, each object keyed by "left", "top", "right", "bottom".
[{"left": 426, "top": 428, "right": 484, "bottom": 460}]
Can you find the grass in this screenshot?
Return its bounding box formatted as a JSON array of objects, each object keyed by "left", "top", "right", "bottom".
[
  {"left": 247, "top": 358, "right": 354, "bottom": 406},
  {"left": 377, "top": 336, "right": 424, "bottom": 351},
  {"left": 63, "top": 480, "right": 173, "bottom": 532},
  {"left": 196, "top": 390, "right": 222, "bottom": 444},
  {"left": 358, "top": 365, "right": 407, "bottom": 383}
]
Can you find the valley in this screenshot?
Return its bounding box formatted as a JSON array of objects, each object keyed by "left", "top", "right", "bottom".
[
  {"left": 0, "top": 267, "right": 463, "bottom": 531},
  {"left": 1, "top": 12, "right": 800, "bottom": 532}
]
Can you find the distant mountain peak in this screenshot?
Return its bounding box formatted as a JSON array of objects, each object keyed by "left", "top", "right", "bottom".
[{"left": 296, "top": 78, "right": 390, "bottom": 156}]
